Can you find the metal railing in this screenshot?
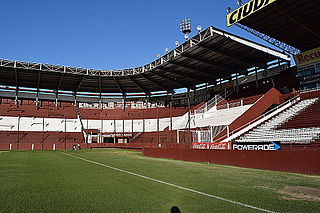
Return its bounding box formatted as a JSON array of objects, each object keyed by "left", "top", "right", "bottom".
[{"left": 214, "top": 94, "right": 301, "bottom": 142}]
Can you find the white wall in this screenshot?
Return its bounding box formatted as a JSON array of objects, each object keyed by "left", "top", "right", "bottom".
[
  {"left": 0, "top": 116, "right": 82, "bottom": 132},
  {"left": 0, "top": 104, "right": 252, "bottom": 133}
]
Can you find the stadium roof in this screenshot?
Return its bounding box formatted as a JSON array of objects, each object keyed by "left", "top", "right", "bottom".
[
  {"left": 0, "top": 26, "right": 290, "bottom": 96},
  {"left": 235, "top": 0, "right": 320, "bottom": 52}
]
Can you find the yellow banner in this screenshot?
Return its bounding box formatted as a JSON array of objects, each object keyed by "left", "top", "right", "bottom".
[
  {"left": 294, "top": 47, "right": 320, "bottom": 67},
  {"left": 227, "top": 0, "right": 277, "bottom": 27}
]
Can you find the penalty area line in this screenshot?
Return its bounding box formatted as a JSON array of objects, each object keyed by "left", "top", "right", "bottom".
[{"left": 63, "top": 152, "right": 276, "bottom": 213}]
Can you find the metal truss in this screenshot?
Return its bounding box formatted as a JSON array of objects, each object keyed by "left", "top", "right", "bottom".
[
  {"left": 234, "top": 23, "right": 301, "bottom": 56},
  {"left": 0, "top": 27, "right": 215, "bottom": 77}
]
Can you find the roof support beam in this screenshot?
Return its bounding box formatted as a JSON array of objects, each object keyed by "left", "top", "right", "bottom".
[
  {"left": 57, "top": 73, "right": 64, "bottom": 91},
  {"left": 150, "top": 70, "right": 186, "bottom": 88},
  {"left": 127, "top": 76, "right": 150, "bottom": 96},
  {"left": 99, "top": 76, "right": 102, "bottom": 97},
  {"left": 275, "top": 6, "right": 320, "bottom": 40},
  {"left": 36, "top": 70, "right": 41, "bottom": 91},
  {"left": 142, "top": 74, "right": 174, "bottom": 93},
  {"left": 75, "top": 75, "right": 86, "bottom": 93},
  {"left": 168, "top": 61, "right": 233, "bottom": 79},
  {"left": 181, "top": 53, "right": 239, "bottom": 72},
  {"left": 157, "top": 67, "right": 205, "bottom": 84},
  {"left": 113, "top": 77, "right": 126, "bottom": 97},
  {"left": 198, "top": 43, "right": 255, "bottom": 66}
]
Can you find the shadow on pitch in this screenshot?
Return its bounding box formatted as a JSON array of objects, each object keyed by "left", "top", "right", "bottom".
[{"left": 171, "top": 206, "right": 181, "bottom": 213}]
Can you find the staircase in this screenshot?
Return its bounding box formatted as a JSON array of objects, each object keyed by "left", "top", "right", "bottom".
[{"left": 236, "top": 98, "right": 320, "bottom": 144}]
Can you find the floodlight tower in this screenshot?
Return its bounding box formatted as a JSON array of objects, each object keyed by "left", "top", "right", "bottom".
[{"left": 180, "top": 18, "right": 192, "bottom": 40}]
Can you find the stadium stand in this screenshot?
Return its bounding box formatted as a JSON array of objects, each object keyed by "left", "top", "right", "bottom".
[
  {"left": 0, "top": 15, "right": 317, "bottom": 153},
  {"left": 235, "top": 98, "right": 320, "bottom": 144},
  {"left": 278, "top": 98, "right": 320, "bottom": 129}
]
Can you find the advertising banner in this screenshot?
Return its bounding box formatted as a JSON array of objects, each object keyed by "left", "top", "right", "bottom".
[
  {"left": 227, "top": 0, "right": 277, "bottom": 27},
  {"left": 294, "top": 47, "right": 320, "bottom": 67},
  {"left": 232, "top": 142, "right": 281, "bottom": 151},
  {"left": 192, "top": 142, "right": 231, "bottom": 150}
]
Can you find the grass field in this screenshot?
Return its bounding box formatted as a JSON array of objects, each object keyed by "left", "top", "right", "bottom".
[{"left": 0, "top": 149, "right": 319, "bottom": 213}]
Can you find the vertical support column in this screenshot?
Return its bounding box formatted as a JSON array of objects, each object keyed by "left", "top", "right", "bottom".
[
  {"left": 122, "top": 119, "right": 125, "bottom": 140},
  {"left": 55, "top": 90, "right": 58, "bottom": 107},
  {"left": 187, "top": 89, "right": 191, "bottom": 131},
  {"left": 205, "top": 83, "right": 208, "bottom": 101},
  {"left": 64, "top": 118, "right": 67, "bottom": 150},
  {"left": 36, "top": 90, "right": 39, "bottom": 107},
  {"left": 114, "top": 117, "right": 116, "bottom": 132},
  {"left": 157, "top": 102, "right": 160, "bottom": 144},
  {"left": 15, "top": 88, "right": 19, "bottom": 106},
  {"left": 123, "top": 96, "right": 126, "bottom": 111},
  {"left": 42, "top": 117, "right": 45, "bottom": 150},
  {"left": 241, "top": 99, "right": 244, "bottom": 113},
  {"left": 227, "top": 125, "right": 230, "bottom": 139},
  {"left": 143, "top": 109, "right": 145, "bottom": 133},
  {"left": 73, "top": 92, "right": 77, "bottom": 105},
  {"left": 227, "top": 102, "right": 230, "bottom": 115},
  {"left": 101, "top": 118, "right": 104, "bottom": 143},
  {"left": 131, "top": 114, "right": 134, "bottom": 135},
  {"left": 236, "top": 73, "right": 239, "bottom": 94},
  {"left": 17, "top": 116, "right": 20, "bottom": 150},
  {"left": 169, "top": 101, "right": 172, "bottom": 131},
  {"left": 177, "top": 130, "right": 179, "bottom": 144},
  {"left": 123, "top": 96, "right": 126, "bottom": 142},
  {"left": 113, "top": 117, "right": 116, "bottom": 143},
  {"left": 255, "top": 67, "right": 259, "bottom": 90}
]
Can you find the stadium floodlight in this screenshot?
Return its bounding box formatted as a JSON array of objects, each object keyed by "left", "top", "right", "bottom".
[
  {"left": 156, "top": 54, "right": 161, "bottom": 59},
  {"left": 226, "top": 7, "right": 232, "bottom": 13},
  {"left": 175, "top": 41, "right": 180, "bottom": 47},
  {"left": 236, "top": 0, "right": 243, "bottom": 6},
  {"left": 180, "top": 18, "right": 192, "bottom": 40},
  {"left": 165, "top": 48, "right": 169, "bottom": 53},
  {"left": 197, "top": 25, "right": 202, "bottom": 33}
]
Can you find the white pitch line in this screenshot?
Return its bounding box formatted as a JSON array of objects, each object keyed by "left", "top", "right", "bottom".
[{"left": 63, "top": 152, "right": 276, "bottom": 213}]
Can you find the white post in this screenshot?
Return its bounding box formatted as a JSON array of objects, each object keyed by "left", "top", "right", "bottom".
[
  {"left": 177, "top": 130, "right": 180, "bottom": 144},
  {"left": 227, "top": 125, "right": 230, "bottom": 138},
  {"left": 227, "top": 103, "right": 230, "bottom": 115},
  {"left": 53, "top": 144, "right": 56, "bottom": 150},
  {"left": 31, "top": 144, "right": 34, "bottom": 150},
  {"left": 9, "top": 144, "right": 12, "bottom": 150},
  {"left": 241, "top": 99, "right": 244, "bottom": 113},
  {"left": 210, "top": 126, "right": 214, "bottom": 143}
]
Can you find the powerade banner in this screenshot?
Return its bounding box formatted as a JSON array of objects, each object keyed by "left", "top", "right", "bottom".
[
  {"left": 294, "top": 47, "right": 320, "bottom": 67},
  {"left": 227, "top": 0, "right": 277, "bottom": 27},
  {"left": 232, "top": 142, "right": 281, "bottom": 151},
  {"left": 192, "top": 142, "right": 231, "bottom": 150}
]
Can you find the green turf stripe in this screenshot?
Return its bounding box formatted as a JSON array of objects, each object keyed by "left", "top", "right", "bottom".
[{"left": 63, "top": 152, "right": 277, "bottom": 213}]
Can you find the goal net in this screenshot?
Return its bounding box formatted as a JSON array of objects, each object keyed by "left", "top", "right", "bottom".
[
  {"left": 177, "top": 129, "right": 212, "bottom": 144},
  {"left": 176, "top": 125, "right": 226, "bottom": 144}
]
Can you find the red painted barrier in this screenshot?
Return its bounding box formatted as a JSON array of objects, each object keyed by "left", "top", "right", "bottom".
[
  {"left": 143, "top": 148, "right": 320, "bottom": 175},
  {"left": 0, "top": 142, "right": 190, "bottom": 150}
]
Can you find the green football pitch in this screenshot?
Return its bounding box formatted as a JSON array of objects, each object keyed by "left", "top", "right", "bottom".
[{"left": 0, "top": 149, "right": 319, "bottom": 213}]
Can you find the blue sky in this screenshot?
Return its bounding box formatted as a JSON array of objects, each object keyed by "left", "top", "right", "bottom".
[{"left": 0, "top": 0, "right": 263, "bottom": 70}]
